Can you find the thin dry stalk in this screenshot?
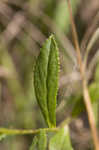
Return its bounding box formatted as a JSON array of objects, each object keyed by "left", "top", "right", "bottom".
[
  {"left": 84, "top": 28, "right": 99, "bottom": 69},
  {"left": 67, "top": 1, "right": 99, "bottom": 150},
  {"left": 81, "top": 11, "right": 99, "bottom": 53}
]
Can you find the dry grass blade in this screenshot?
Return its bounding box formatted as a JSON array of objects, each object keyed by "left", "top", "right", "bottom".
[
  {"left": 84, "top": 28, "right": 99, "bottom": 69},
  {"left": 2, "top": 12, "right": 26, "bottom": 44},
  {"left": 81, "top": 11, "right": 99, "bottom": 53},
  {"left": 67, "top": 1, "right": 99, "bottom": 150}
]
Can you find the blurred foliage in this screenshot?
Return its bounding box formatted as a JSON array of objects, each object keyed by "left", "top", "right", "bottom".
[
  {"left": 54, "top": 0, "right": 79, "bottom": 33},
  {"left": 49, "top": 126, "right": 73, "bottom": 150}
]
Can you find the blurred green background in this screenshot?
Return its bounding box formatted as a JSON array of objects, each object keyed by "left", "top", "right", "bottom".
[{"left": 0, "top": 0, "right": 99, "bottom": 150}]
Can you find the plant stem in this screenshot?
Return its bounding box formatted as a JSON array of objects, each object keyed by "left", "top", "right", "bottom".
[
  {"left": 0, "top": 127, "right": 58, "bottom": 135},
  {"left": 0, "top": 118, "right": 72, "bottom": 136},
  {"left": 67, "top": 1, "right": 99, "bottom": 150}
]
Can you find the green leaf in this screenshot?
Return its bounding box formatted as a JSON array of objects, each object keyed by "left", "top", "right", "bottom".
[
  {"left": 29, "top": 130, "right": 47, "bottom": 150},
  {"left": 34, "top": 35, "right": 59, "bottom": 127},
  {"left": 29, "top": 136, "right": 38, "bottom": 150},
  {"left": 37, "top": 130, "right": 47, "bottom": 150},
  {"left": 49, "top": 125, "right": 73, "bottom": 150}
]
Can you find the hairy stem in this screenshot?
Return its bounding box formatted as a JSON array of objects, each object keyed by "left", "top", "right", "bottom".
[{"left": 0, "top": 128, "right": 58, "bottom": 135}]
